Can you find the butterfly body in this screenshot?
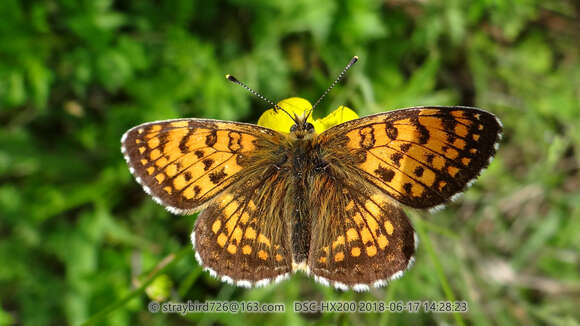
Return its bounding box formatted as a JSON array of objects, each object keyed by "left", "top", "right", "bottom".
[{"left": 122, "top": 101, "right": 502, "bottom": 291}]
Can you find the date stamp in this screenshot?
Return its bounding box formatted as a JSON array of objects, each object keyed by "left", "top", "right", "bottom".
[
  {"left": 293, "top": 300, "right": 469, "bottom": 313},
  {"left": 147, "top": 300, "right": 468, "bottom": 314}
]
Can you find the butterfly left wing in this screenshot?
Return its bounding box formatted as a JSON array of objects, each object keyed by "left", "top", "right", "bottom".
[
  {"left": 193, "top": 172, "right": 293, "bottom": 287},
  {"left": 123, "top": 118, "right": 294, "bottom": 285},
  {"left": 317, "top": 106, "right": 503, "bottom": 209},
  {"left": 121, "top": 118, "right": 284, "bottom": 214}
]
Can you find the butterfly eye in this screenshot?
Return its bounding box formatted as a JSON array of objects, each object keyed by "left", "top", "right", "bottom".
[
  {"left": 290, "top": 124, "right": 298, "bottom": 132},
  {"left": 305, "top": 123, "right": 314, "bottom": 131}
]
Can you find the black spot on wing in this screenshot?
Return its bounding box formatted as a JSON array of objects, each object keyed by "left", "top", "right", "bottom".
[
  {"left": 390, "top": 152, "right": 403, "bottom": 167},
  {"left": 202, "top": 158, "right": 214, "bottom": 171},
  {"left": 205, "top": 130, "right": 217, "bottom": 147},
  {"left": 440, "top": 110, "right": 457, "bottom": 143},
  {"left": 359, "top": 127, "right": 376, "bottom": 149},
  {"left": 411, "top": 116, "right": 430, "bottom": 144},
  {"left": 414, "top": 166, "right": 424, "bottom": 177},
  {"left": 375, "top": 165, "right": 395, "bottom": 182},
  {"left": 400, "top": 143, "right": 411, "bottom": 153},
  {"left": 228, "top": 131, "right": 242, "bottom": 152},
  {"left": 209, "top": 167, "right": 227, "bottom": 184},
  {"left": 179, "top": 126, "right": 196, "bottom": 153},
  {"left": 385, "top": 121, "right": 398, "bottom": 140}
]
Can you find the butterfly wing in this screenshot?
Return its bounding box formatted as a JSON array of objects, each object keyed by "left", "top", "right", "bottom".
[
  {"left": 317, "top": 106, "right": 503, "bottom": 209},
  {"left": 193, "top": 172, "right": 293, "bottom": 287},
  {"left": 307, "top": 173, "right": 416, "bottom": 290},
  {"left": 122, "top": 118, "right": 294, "bottom": 284},
  {"left": 306, "top": 106, "right": 501, "bottom": 289},
  {"left": 121, "top": 118, "right": 285, "bottom": 214}
]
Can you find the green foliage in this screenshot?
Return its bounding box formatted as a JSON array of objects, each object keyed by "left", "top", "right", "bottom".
[{"left": 1, "top": 0, "right": 579, "bottom": 325}]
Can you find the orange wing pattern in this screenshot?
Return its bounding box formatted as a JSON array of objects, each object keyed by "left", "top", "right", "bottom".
[
  {"left": 318, "top": 107, "right": 502, "bottom": 209},
  {"left": 307, "top": 169, "right": 416, "bottom": 290},
  {"left": 193, "top": 174, "right": 292, "bottom": 287},
  {"left": 121, "top": 119, "right": 284, "bottom": 214}
]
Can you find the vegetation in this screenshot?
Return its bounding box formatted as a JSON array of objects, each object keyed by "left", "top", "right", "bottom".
[{"left": 1, "top": 0, "right": 578, "bottom": 325}]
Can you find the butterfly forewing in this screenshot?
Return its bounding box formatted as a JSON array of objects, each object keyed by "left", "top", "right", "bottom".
[
  {"left": 121, "top": 119, "right": 284, "bottom": 214},
  {"left": 318, "top": 106, "right": 502, "bottom": 209}
]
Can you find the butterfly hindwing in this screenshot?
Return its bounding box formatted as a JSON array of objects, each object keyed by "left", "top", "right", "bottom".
[
  {"left": 318, "top": 106, "right": 503, "bottom": 209},
  {"left": 121, "top": 119, "right": 284, "bottom": 214},
  {"left": 308, "top": 173, "right": 416, "bottom": 290},
  {"left": 193, "top": 172, "right": 293, "bottom": 286}
]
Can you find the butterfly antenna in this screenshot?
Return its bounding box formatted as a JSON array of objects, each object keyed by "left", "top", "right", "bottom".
[
  {"left": 225, "top": 74, "right": 296, "bottom": 122},
  {"left": 303, "top": 108, "right": 312, "bottom": 121},
  {"left": 310, "top": 56, "right": 358, "bottom": 113}
]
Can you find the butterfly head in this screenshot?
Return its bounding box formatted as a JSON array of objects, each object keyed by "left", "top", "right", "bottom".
[{"left": 289, "top": 111, "right": 316, "bottom": 139}]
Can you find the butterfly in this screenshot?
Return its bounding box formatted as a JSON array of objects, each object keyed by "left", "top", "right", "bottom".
[{"left": 121, "top": 57, "right": 503, "bottom": 291}]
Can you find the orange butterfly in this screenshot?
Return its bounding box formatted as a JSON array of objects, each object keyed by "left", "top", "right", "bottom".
[{"left": 121, "top": 57, "right": 502, "bottom": 291}]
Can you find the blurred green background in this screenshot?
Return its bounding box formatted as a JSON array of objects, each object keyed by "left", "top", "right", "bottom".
[{"left": 1, "top": 0, "right": 579, "bottom": 325}]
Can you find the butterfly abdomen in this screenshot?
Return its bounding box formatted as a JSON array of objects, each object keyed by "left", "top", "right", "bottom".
[{"left": 283, "top": 137, "right": 331, "bottom": 266}]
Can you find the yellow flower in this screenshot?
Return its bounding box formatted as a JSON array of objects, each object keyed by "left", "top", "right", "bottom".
[{"left": 257, "top": 97, "right": 359, "bottom": 134}]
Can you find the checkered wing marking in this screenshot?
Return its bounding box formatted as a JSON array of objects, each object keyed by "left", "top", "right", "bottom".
[
  {"left": 194, "top": 174, "right": 292, "bottom": 285},
  {"left": 318, "top": 107, "right": 502, "bottom": 208},
  {"left": 121, "top": 119, "right": 284, "bottom": 214},
  {"left": 308, "top": 175, "right": 415, "bottom": 288}
]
